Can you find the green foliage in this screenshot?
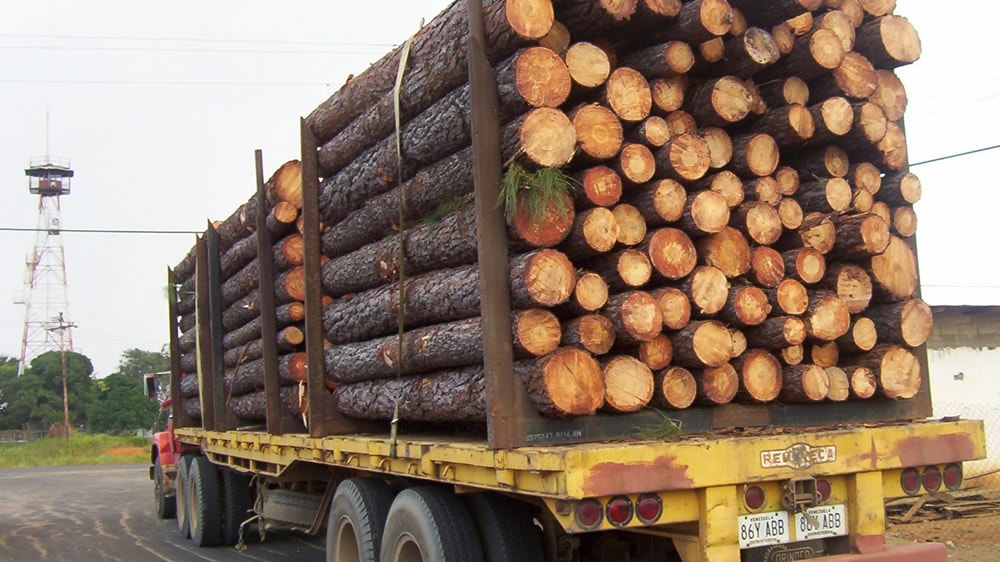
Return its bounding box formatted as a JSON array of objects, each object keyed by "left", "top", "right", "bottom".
[
  {"left": 497, "top": 163, "right": 574, "bottom": 220},
  {"left": 637, "top": 409, "right": 681, "bottom": 440},
  {"left": 0, "top": 432, "right": 148, "bottom": 468},
  {"left": 86, "top": 373, "right": 158, "bottom": 434},
  {"left": 116, "top": 347, "right": 170, "bottom": 380},
  {"left": 422, "top": 195, "right": 469, "bottom": 224}
]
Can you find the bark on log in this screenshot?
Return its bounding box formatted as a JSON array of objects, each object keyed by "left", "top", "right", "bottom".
[
  {"left": 749, "top": 246, "right": 785, "bottom": 288},
  {"left": 697, "top": 226, "right": 752, "bottom": 278},
  {"left": 698, "top": 28, "right": 780, "bottom": 79},
  {"left": 868, "top": 298, "right": 932, "bottom": 348},
  {"left": 815, "top": 263, "right": 873, "bottom": 314},
  {"left": 687, "top": 76, "right": 753, "bottom": 128},
  {"left": 694, "top": 363, "right": 739, "bottom": 405},
  {"left": 733, "top": 349, "right": 783, "bottom": 403},
  {"left": 727, "top": 0, "right": 822, "bottom": 28},
  {"left": 877, "top": 172, "right": 921, "bottom": 206},
  {"left": 806, "top": 96, "right": 854, "bottom": 146},
  {"left": 745, "top": 316, "right": 807, "bottom": 349},
  {"left": 555, "top": 0, "right": 638, "bottom": 39},
  {"left": 651, "top": 287, "right": 692, "bottom": 330},
  {"left": 783, "top": 247, "right": 826, "bottom": 285},
  {"left": 681, "top": 265, "right": 729, "bottom": 317},
  {"left": 223, "top": 327, "right": 304, "bottom": 369},
  {"left": 604, "top": 291, "right": 664, "bottom": 344},
  {"left": 333, "top": 366, "right": 487, "bottom": 423},
  {"left": 854, "top": 15, "right": 921, "bottom": 69},
  {"left": 654, "top": 0, "right": 733, "bottom": 44},
  {"left": 653, "top": 366, "right": 697, "bottom": 409},
  {"left": 756, "top": 29, "right": 845, "bottom": 82},
  {"left": 848, "top": 344, "right": 921, "bottom": 399},
  {"left": 805, "top": 292, "right": 851, "bottom": 341},
  {"left": 776, "top": 212, "right": 837, "bottom": 255},
  {"left": 560, "top": 207, "right": 620, "bottom": 260},
  {"left": 585, "top": 248, "right": 652, "bottom": 292},
  {"left": 757, "top": 76, "right": 809, "bottom": 107},
  {"left": 575, "top": 165, "right": 623, "bottom": 208},
  {"left": 561, "top": 314, "right": 616, "bottom": 355},
  {"left": 653, "top": 133, "right": 712, "bottom": 182},
  {"left": 717, "top": 285, "right": 772, "bottom": 327},
  {"left": 627, "top": 179, "right": 687, "bottom": 226},
  {"left": 780, "top": 364, "right": 830, "bottom": 402},
  {"left": 728, "top": 133, "right": 780, "bottom": 177},
  {"left": 601, "top": 355, "right": 654, "bottom": 413},
  {"left": 870, "top": 236, "right": 917, "bottom": 302},
  {"left": 516, "top": 347, "right": 605, "bottom": 417},
  {"left": 226, "top": 352, "right": 308, "bottom": 397},
  {"left": 627, "top": 115, "right": 672, "bottom": 147},
  {"left": 763, "top": 278, "right": 809, "bottom": 316},
  {"left": 223, "top": 386, "right": 305, "bottom": 422},
  {"left": 796, "top": 177, "right": 853, "bottom": 214},
  {"left": 620, "top": 41, "right": 696, "bottom": 79},
  {"left": 836, "top": 316, "right": 878, "bottom": 353},
  {"left": 745, "top": 103, "right": 815, "bottom": 148},
  {"left": 670, "top": 320, "right": 733, "bottom": 368}
]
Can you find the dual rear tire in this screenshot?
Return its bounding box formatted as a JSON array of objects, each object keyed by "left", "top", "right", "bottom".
[{"left": 174, "top": 455, "right": 252, "bottom": 548}]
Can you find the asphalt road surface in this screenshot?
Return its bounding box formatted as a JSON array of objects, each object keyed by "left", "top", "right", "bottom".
[{"left": 0, "top": 464, "right": 325, "bottom": 562}]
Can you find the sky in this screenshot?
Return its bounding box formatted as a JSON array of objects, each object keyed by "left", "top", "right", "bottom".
[{"left": 0, "top": 1, "right": 997, "bottom": 378}]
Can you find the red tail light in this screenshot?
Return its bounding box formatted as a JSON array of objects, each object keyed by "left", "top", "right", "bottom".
[
  {"left": 606, "top": 496, "right": 633, "bottom": 527},
  {"left": 922, "top": 466, "right": 942, "bottom": 493},
  {"left": 943, "top": 464, "right": 963, "bottom": 491},
  {"left": 816, "top": 479, "right": 832, "bottom": 502},
  {"left": 900, "top": 468, "right": 921, "bottom": 496},
  {"left": 636, "top": 494, "right": 662, "bottom": 524},
  {"left": 575, "top": 499, "right": 603, "bottom": 529},
  {"left": 745, "top": 486, "right": 766, "bottom": 510}
]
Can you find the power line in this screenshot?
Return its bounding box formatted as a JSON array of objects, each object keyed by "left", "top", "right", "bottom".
[
  {"left": 910, "top": 144, "right": 1000, "bottom": 168},
  {"left": 0, "top": 227, "right": 201, "bottom": 235}
]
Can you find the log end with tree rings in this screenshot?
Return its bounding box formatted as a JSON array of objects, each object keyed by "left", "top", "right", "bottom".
[
  {"left": 870, "top": 236, "right": 917, "bottom": 302},
  {"left": 577, "top": 207, "right": 620, "bottom": 254},
  {"left": 616, "top": 249, "right": 654, "bottom": 288},
  {"left": 826, "top": 264, "right": 873, "bottom": 315},
  {"left": 272, "top": 160, "right": 304, "bottom": 208},
  {"left": 786, "top": 247, "right": 826, "bottom": 285},
  {"left": 699, "top": 170, "right": 744, "bottom": 209},
  {"left": 602, "top": 355, "right": 654, "bottom": 413},
  {"left": 876, "top": 121, "right": 907, "bottom": 171},
  {"left": 618, "top": 143, "right": 657, "bottom": 184},
  {"left": 519, "top": 107, "right": 578, "bottom": 168},
  {"left": 632, "top": 115, "right": 671, "bottom": 147},
  {"left": 811, "top": 341, "right": 840, "bottom": 367},
  {"left": 672, "top": 320, "right": 733, "bottom": 368},
  {"left": 509, "top": 189, "right": 576, "bottom": 248},
  {"left": 566, "top": 42, "right": 612, "bottom": 89},
  {"left": 608, "top": 291, "right": 664, "bottom": 343},
  {"left": 777, "top": 198, "right": 804, "bottom": 230},
  {"left": 825, "top": 366, "right": 850, "bottom": 401},
  {"left": 664, "top": 110, "right": 698, "bottom": 139},
  {"left": 858, "top": 15, "right": 921, "bottom": 68},
  {"left": 521, "top": 249, "right": 578, "bottom": 307},
  {"left": 642, "top": 0, "right": 683, "bottom": 18},
  {"left": 283, "top": 267, "right": 307, "bottom": 302},
  {"left": 741, "top": 27, "right": 781, "bottom": 68},
  {"left": 654, "top": 366, "right": 697, "bottom": 410},
  {"left": 798, "top": 212, "right": 837, "bottom": 254},
  {"left": 656, "top": 133, "right": 712, "bottom": 181},
  {"left": 647, "top": 227, "right": 698, "bottom": 280},
  {"left": 850, "top": 101, "right": 888, "bottom": 148},
  {"left": 880, "top": 171, "right": 921, "bottom": 205},
  {"left": 832, "top": 52, "right": 876, "bottom": 100},
  {"left": 573, "top": 271, "right": 610, "bottom": 312},
  {"left": 642, "top": 178, "right": 687, "bottom": 223},
  {"left": 815, "top": 96, "right": 854, "bottom": 137},
  {"left": 840, "top": 316, "right": 878, "bottom": 353},
  {"left": 735, "top": 349, "right": 783, "bottom": 403},
  {"left": 686, "top": 190, "right": 731, "bottom": 235},
  {"left": 725, "top": 286, "right": 773, "bottom": 327},
  {"left": 849, "top": 162, "right": 882, "bottom": 194},
  {"left": 696, "top": 363, "right": 739, "bottom": 405},
  {"left": 697, "top": 226, "right": 751, "bottom": 278},
  {"left": 730, "top": 328, "right": 747, "bottom": 358},
  {"left": 736, "top": 201, "right": 782, "bottom": 245},
  {"left": 505, "top": 0, "right": 556, "bottom": 40},
  {"left": 808, "top": 29, "right": 847, "bottom": 71},
  {"left": 527, "top": 347, "right": 605, "bottom": 417},
  {"left": 572, "top": 104, "right": 624, "bottom": 161},
  {"left": 639, "top": 334, "right": 673, "bottom": 370},
  {"left": 652, "top": 287, "right": 692, "bottom": 330},
  {"left": 697, "top": 76, "right": 753, "bottom": 126},
  {"left": 699, "top": 127, "right": 733, "bottom": 169},
  {"left": 868, "top": 344, "right": 921, "bottom": 400},
  {"left": 785, "top": 12, "right": 813, "bottom": 37},
  {"left": 514, "top": 47, "right": 573, "bottom": 109},
  {"left": 697, "top": 0, "right": 736, "bottom": 37},
  {"left": 665, "top": 41, "right": 696, "bottom": 75},
  {"left": 562, "top": 314, "right": 616, "bottom": 355},
  {"left": 651, "top": 76, "right": 689, "bottom": 113},
  {"left": 771, "top": 278, "right": 809, "bottom": 316},
  {"left": 516, "top": 309, "right": 563, "bottom": 357},
  {"left": 684, "top": 265, "right": 729, "bottom": 316},
  {"left": 780, "top": 364, "right": 830, "bottom": 402},
  {"left": 774, "top": 165, "right": 799, "bottom": 196},
  {"left": 871, "top": 70, "right": 907, "bottom": 122},
  {"left": 781, "top": 344, "right": 804, "bottom": 366},
  {"left": 576, "top": 165, "right": 623, "bottom": 207},
  {"left": 735, "top": 133, "right": 780, "bottom": 177},
  {"left": 805, "top": 293, "right": 851, "bottom": 341},
  {"left": 816, "top": 10, "right": 855, "bottom": 53},
  {"left": 770, "top": 22, "right": 795, "bottom": 55},
  {"left": 873, "top": 298, "right": 933, "bottom": 348},
  {"left": 892, "top": 206, "right": 917, "bottom": 238},
  {"left": 606, "top": 67, "right": 653, "bottom": 122},
  {"left": 612, "top": 203, "right": 648, "bottom": 246},
  {"left": 848, "top": 365, "right": 877, "bottom": 400},
  {"left": 750, "top": 246, "right": 785, "bottom": 288}
]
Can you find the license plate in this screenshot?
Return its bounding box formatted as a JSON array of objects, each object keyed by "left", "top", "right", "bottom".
[
  {"left": 794, "top": 504, "right": 847, "bottom": 541},
  {"left": 738, "top": 510, "right": 791, "bottom": 549}
]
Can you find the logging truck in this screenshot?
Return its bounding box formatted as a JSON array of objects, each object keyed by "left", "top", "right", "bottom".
[{"left": 151, "top": 0, "right": 986, "bottom": 560}]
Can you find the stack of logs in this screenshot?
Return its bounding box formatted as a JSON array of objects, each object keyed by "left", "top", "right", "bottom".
[{"left": 174, "top": 0, "right": 933, "bottom": 425}]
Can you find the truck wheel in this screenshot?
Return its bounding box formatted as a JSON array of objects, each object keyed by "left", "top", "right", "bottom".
[
  {"left": 380, "top": 486, "right": 485, "bottom": 562},
  {"left": 326, "top": 478, "right": 393, "bottom": 562},
  {"left": 189, "top": 456, "right": 224, "bottom": 547},
  {"left": 176, "top": 454, "right": 195, "bottom": 538},
  {"left": 221, "top": 469, "right": 252, "bottom": 547},
  {"left": 154, "top": 457, "right": 177, "bottom": 520},
  {"left": 463, "top": 493, "right": 544, "bottom": 562}
]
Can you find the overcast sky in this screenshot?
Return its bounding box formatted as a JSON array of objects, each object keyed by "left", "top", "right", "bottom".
[{"left": 1, "top": 1, "right": 997, "bottom": 377}]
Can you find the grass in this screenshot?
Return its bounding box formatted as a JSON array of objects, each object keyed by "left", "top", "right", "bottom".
[
  {"left": 0, "top": 433, "right": 149, "bottom": 469},
  {"left": 497, "top": 163, "right": 574, "bottom": 220}
]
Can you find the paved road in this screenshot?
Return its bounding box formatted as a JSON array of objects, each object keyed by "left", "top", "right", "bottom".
[{"left": 0, "top": 464, "right": 325, "bottom": 562}]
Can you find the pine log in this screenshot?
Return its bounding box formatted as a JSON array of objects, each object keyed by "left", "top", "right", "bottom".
[
  {"left": 870, "top": 236, "right": 917, "bottom": 302},
  {"left": 727, "top": 0, "right": 821, "bottom": 28},
  {"left": 781, "top": 344, "right": 805, "bottom": 366},
  {"left": 670, "top": 320, "right": 733, "bottom": 368},
  {"left": 813, "top": 10, "right": 855, "bottom": 51},
  {"left": 851, "top": 185, "right": 874, "bottom": 214},
  {"left": 516, "top": 347, "right": 605, "bottom": 417},
  {"left": 333, "top": 366, "right": 487, "bottom": 423},
  {"left": 890, "top": 206, "right": 917, "bottom": 238},
  {"left": 840, "top": 102, "right": 889, "bottom": 151},
  {"left": 775, "top": 166, "right": 800, "bottom": 196},
  {"left": 681, "top": 265, "right": 730, "bottom": 317},
  {"left": 218, "top": 301, "right": 305, "bottom": 352},
  {"left": 691, "top": 170, "right": 744, "bottom": 208},
  {"left": 825, "top": 366, "right": 850, "bottom": 402},
  {"left": 653, "top": 366, "right": 697, "bottom": 409},
  {"left": 749, "top": 246, "right": 785, "bottom": 288},
  {"left": 778, "top": 198, "right": 804, "bottom": 230},
  {"left": 836, "top": 316, "right": 878, "bottom": 354},
  {"left": 571, "top": 103, "right": 624, "bottom": 160},
  {"left": 776, "top": 212, "right": 836, "bottom": 254},
  {"left": 566, "top": 270, "right": 610, "bottom": 314},
  {"left": 757, "top": 76, "right": 809, "bottom": 107},
  {"left": 574, "top": 166, "right": 623, "bottom": 208},
  {"left": 869, "top": 70, "right": 907, "bottom": 122},
  {"left": 756, "top": 28, "right": 845, "bottom": 82},
  {"left": 627, "top": 115, "right": 672, "bottom": 147},
  {"left": 697, "top": 226, "right": 752, "bottom": 278},
  {"left": 221, "top": 260, "right": 304, "bottom": 308},
  {"left": 223, "top": 327, "right": 304, "bottom": 369},
  {"left": 731, "top": 201, "right": 782, "bottom": 245},
  {"left": 621, "top": 41, "right": 696, "bottom": 79},
  {"left": 866, "top": 121, "right": 907, "bottom": 171},
  {"left": 745, "top": 316, "right": 807, "bottom": 349},
  {"left": 602, "top": 68, "right": 652, "bottom": 123},
  {"left": 763, "top": 278, "right": 809, "bottom": 316},
  {"left": 847, "top": 365, "right": 877, "bottom": 400},
  {"left": 699, "top": 128, "right": 735, "bottom": 170},
  {"left": 717, "top": 286, "right": 772, "bottom": 327},
  {"left": 653, "top": 133, "right": 712, "bottom": 182},
  {"left": 783, "top": 247, "right": 826, "bottom": 285},
  {"left": 601, "top": 355, "right": 655, "bottom": 413},
  {"left": 816, "top": 263, "right": 873, "bottom": 314},
  {"left": 611, "top": 203, "right": 648, "bottom": 246},
  {"left": 585, "top": 248, "right": 652, "bottom": 292},
  {"left": 538, "top": 19, "right": 571, "bottom": 53},
  {"left": 878, "top": 172, "right": 921, "bottom": 206},
  {"left": 322, "top": 249, "right": 575, "bottom": 344},
  {"left": 555, "top": 0, "right": 637, "bottom": 39},
  {"left": 743, "top": 176, "right": 781, "bottom": 206},
  {"left": 746, "top": 103, "right": 815, "bottom": 148},
  {"left": 616, "top": 143, "right": 657, "bottom": 185},
  {"left": 694, "top": 363, "right": 739, "bottom": 405},
  {"left": 650, "top": 0, "right": 733, "bottom": 44},
  {"left": 675, "top": 191, "right": 731, "bottom": 236},
  {"left": 627, "top": 179, "right": 686, "bottom": 226},
  {"left": 824, "top": 0, "right": 864, "bottom": 26},
  {"left": 636, "top": 0, "right": 684, "bottom": 21},
  {"left": 797, "top": 177, "right": 853, "bottom": 214},
  {"left": 728, "top": 133, "right": 780, "bottom": 177},
  {"left": 604, "top": 291, "right": 664, "bottom": 344},
  {"left": 849, "top": 344, "right": 921, "bottom": 399},
  {"left": 846, "top": 161, "right": 882, "bottom": 195},
  {"left": 687, "top": 76, "right": 753, "bottom": 128},
  {"left": 810, "top": 341, "right": 839, "bottom": 367},
  {"left": 733, "top": 349, "right": 783, "bottom": 403},
  {"left": 664, "top": 110, "right": 699, "bottom": 138},
  {"left": 732, "top": 323, "right": 748, "bottom": 358},
  {"left": 226, "top": 352, "right": 308, "bottom": 397},
  {"left": 651, "top": 287, "right": 692, "bottom": 330},
  {"left": 650, "top": 76, "right": 689, "bottom": 113},
  {"left": 854, "top": 15, "right": 921, "bottom": 69},
  {"left": 637, "top": 333, "right": 674, "bottom": 370},
  {"left": 696, "top": 28, "right": 781, "bottom": 79},
  {"left": 221, "top": 386, "right": 305, "bottom": 422},
  {"left": 780, "top": 364, "right": 830, "bottom": 402},
  {"left": 566, "top": 42, "right": 612, "bottom": 90},
  {"left": 806, "top": 96, "right": 854, "bottom": 146},
  {"left": 868, "top": 298, "right": 932, "bottom": 348},
  {"left": 728, "top": 7, "right": 748, "bottom": 36},
  {"left": 561, "top": 207, "right": 620, "bottom": 259},
  {"left": 644, "top": 227, "right": 699, "bottom": 280},
  {"left": 561, "top": 314, "right": 616, "bottom": 355},
  {"left": 870, "top": 201, "right": 890, "bottom": 224},
  {"left": 508, "top": 191, "right": 576, "bottom": 248},
  {"left": 815, "top": 54, "right": 878, "bottom": 105},
  {"left": 805, "top": 291, "right": 851, "bottom": 341}
]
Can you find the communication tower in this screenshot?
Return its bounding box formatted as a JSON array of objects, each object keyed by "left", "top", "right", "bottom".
[{"left": 17, "top": 156, "right": 74, "bottom": 375}]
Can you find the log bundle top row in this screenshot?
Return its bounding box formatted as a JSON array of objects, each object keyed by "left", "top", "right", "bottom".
[{"left": 173, "top": 0, "right": 932, "bottom": 427}]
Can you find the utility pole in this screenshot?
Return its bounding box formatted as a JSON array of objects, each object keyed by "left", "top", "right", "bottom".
[{"left": 46, "top": 313, "right": 77, "bottom": 439}]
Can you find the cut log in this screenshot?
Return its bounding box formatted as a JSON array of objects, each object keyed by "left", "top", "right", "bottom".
[
  {"left": 561, "top": 207, "right": 620, "bottom": 259},
  {"left": 783, "top": 247, "right": 826, "bottom": 285},
  {"left": 653, "top": 366, "right": 697, "bottom": 409},
  {"left": 781, "top": 344, "right": 805, "bottom": 366},
  {"left": 699, "top": 128, "right": 735, "bottom": 170},
  {"left": 770, "top": 22, "right": 795, "bottom": 55},
  {"left": 777, "top": 212, "right": 836, "bottom": 254},
  {"left": 868, "top": 298, "right": 933, "bottom": 348},
  {"left": 869, "top": 69, "right": 907, "bottom": 122},
  {"left": 627, "top": 115, "right": 672, "bottom": 147},
  {"left": 842, "top": 101, "right": 888, "bottom": 151},
  {"left": 222, "top": 302, "right": 305, "bottom": 349},
  {"left": 664, "top": 110, "right": 699, "bottom": 138},
  {"left": 890, "top": 206, "right": 917, "bottom": 238},
  {"left": 637, "top": 333, "right": 673, "bottom": 370},
  {"left": 775, "top": 166, "right": 800, "bottom": 196},
  {"left": 763, "top": 278, "right": 810, "bottom": 316},
  {"left": 815, "top": 53, "right": 878, "bottom": 105},
  {"left": 870, "top": 236, "right": 917, "bottom": 302},
  {"left": 575, "top": 165, "right": 623, "bottom": 208},
  {"left": 621, "top": 41, "right": 696, "bottom": 79},
  {"left": 555, "top": 0, "right": 637, "bottom": 39},
  {"left": 644, "top": 227, "right": 699, "bottom": 280},
  {"left": 507, "top": 190, "right": 576, "bottom": 249},
  {"left": 651, "top": 287, "right": 692, "bottom": 330},
  {"left": 717, "top": 285, "right": 772, "bottom": 327},
  {"left": 701, "top": 27, "right": 781, "bottom": 78},
  {"left": 728, "top": 133, "right": 780, "bottom": 177},
  {"left": 571, "top": 103, "right": 624, "bottom": 160},
  {"left": 846, "top": 161, "right": 882, "bottom": 195},
  {"left": 616, "top": 143, "right": 657, "bottom": 185},
  {"left": 604, "top": 291, "right": 664, "bottom": 344},
  {"left": 601, "top": 355, "right": 655, "bottom": 413},
  {"left": 745, "top": 316, "right": 807, "bottom": 349},
  {"left": 681, "top": 265, "right": 730, "bottom": 317},
  {"left": 854, "top": 15, "right": 921, "bottom": 69},
  {"left": 825, "top": 367, "right": 850, "bottom": 402},
  {"left": 333, "top": 366, "right": 487, "bottom": 423},
  {"left": 650, "top": 76, "right": 689, "bottom": 113},
  {"left": 692, "top": 170, "right": 744, "bottom": 208},
  {"left": 697, "top": 37, "right": 725, "bottom": 64},
  {"left": 565, "top": 42, "right": 613, "bottom": 89},
  {"left": 777, "top": 198, "right": 804, "bottom": 230},
  {"left": 780, "top": 364, "right": 830, "bottom": 402},
  {"left": 816, "top": 263, "right": 873, "bottom": 314},
  {"left": 538, "top": 19, "right": 571, "bottom": 54},
  {"left": 796, "top": 177, "right": 852, "bottom": 213},
  {"left": 562, "top": 314, "right": 617, "bottom": 355},
  {"left": 730, "top": 329, "right": 748, "bottom": 358},
  {"left": 697, "top": 226, "right": 752, "bottom": 278},
  {"left": 733, "top": 349, "right": 783, "bottom": 403},
  {"left": 757, "top": 76, "right": 809, "bottom": 107},
  {"left": 810, "top": 341, "right": 839, "bottom": 367},
  {"left": 223, "top": 326, "right": 304, "bottom": 369},
  {"left": 746, "top": 103, "right": 815, "bottom": 148},
  {"left": 670, "top": 320, "right": 733, "bottom": 368},
  {"left": 565, "top": 271, "right": 610, "bottom": 314},
  {"left": 516, "top": 347, "right": 605, "bottom": 417},
  {"left": 687, "top": 76, "right": 753, "bottom": 128},
  {"left": 227, "top": 386, "right": 306, "bottom": 422},
  {"left": 744, "top": 176, "right": 781, "bottom": 206},
  {"left": 627, "top": 179, "right": 687, "bottom": 226},
  {"left": 585, "top": 248, "right": 652, "bottom": 292},
  {"left": 731, "top": 201, "right": 782, "bottom": 245},
  {"left": 677, "top": 191, "right": 731, "bottom": 236},
  {"left": 694, "top": 363, "right": 739, "bottom": 405},
  {"left": 805, "top": 292, "right": 851, "bottom": 341},
  {"left": 868, "top": 121, "right": 907, "bottom": 172},
  {"left": 657, "top": 0, "right": 733, "bottom": 43},
  {"left": 850, "top": 344, "right": 921, "bottom": 399},
  {"left": 847, "top": 365, "right": 877, "bottom": 400},
  {"left": 653, "top": 133, "right": 712, "bottom": 181},
  {"left": 727, "top": 0, "right": 822, "bottom": 28},
  {"left": 878, "top": 172, "right": 921, "bottom": 206},
  {"left": 226, "top": 352, "right": 307, "bottom": 397},
  {"left": 612, "top": 203, "right": 648, "bottom": 246},
  {"left": 602, "top": 67, "right": 652, "bottom": 122},
  {"left": 749, "top": 246, "right": 785, "bottom": 288},
  {"left": 756, "top": 28, "right": 845, "bottom": 82},
  {"left": 728, "top": 7, "right": 748, "bottom": 36},
  {"left": 813, "top": 9, "right": 855, "bottom": 52},
  {"left": 824, "top": 0, "right": 864, "bottom": 26},
  {"left": 837, "top": 316, "right": 878, "bottom": 353},
  {"left": 851, "top": 188, "right": 874, "bottom": 213},
  {"left": 806, "top": 96, "right": 854, "bottom": 145}
]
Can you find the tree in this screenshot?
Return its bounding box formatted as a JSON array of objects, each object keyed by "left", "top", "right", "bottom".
[
  {"left": 87, "top": 373, "right": 158, "bottom": 434},
  {"left": 24, "top": 351, "right": 96, "bottom": 428},
  {"left": 116, "top": 347, "right": 170, "bottom": 380}
]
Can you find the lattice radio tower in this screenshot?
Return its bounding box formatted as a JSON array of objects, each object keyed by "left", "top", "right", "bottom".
[{"left": 16, "top": 149, "right": 74, "bottom": 376}]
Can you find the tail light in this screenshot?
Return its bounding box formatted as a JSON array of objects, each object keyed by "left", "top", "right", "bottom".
[
  {"left": 900, "top": 468, "right": 921, "bottom": 496},
  {"left": 745, "top": 485, "right": 766, "bottom": 510},
  {"left": 922, "top": 466, "right": 942, "bottom": 493},
  {"left": 816, "top": 479, "right": 832, "bottom": 502},
  {"left": 606, "top": 496, "right": 634, "bottom": 527},
  {"left": 636, "top": 494, "right": 662, "bottom": 524},
  {"left": 575, "top": 499, "right": 603, "bottom": 529},
  {"left": 943, "top": 464, "right": 963, "bottom": 491}
]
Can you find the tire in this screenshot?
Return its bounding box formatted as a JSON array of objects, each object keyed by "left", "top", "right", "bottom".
[
  {"left": 176, "top": 454, "right": 195, "bottom": 538},
  {"left": 380, "top": 486, "right": 485, "bottom": 562},
  {"left": 154, "top": 456, "right": 177, "bottom": 520},
  {"left": 326, "top": 478, "right": 394, "bottom": 562},
  {"left": 221, "top": 469, "right": 252, "bottom": 547},
  {"left": 189, "top": 456, "right": 224, "bottom": 547},
  {"left": 463, "top": 493, "right": 544, "bottom": 562}
]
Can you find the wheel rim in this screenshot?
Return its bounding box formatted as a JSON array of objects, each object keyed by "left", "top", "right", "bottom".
[
  {"left": 333, "top": 516, "right": 361, "bottom": 562},
  {"left": 391, "top": 533, "right": 424, "bottom": 562},
  {"left": 188, "top": 477, "right": 200, "bottom": 533},
  {"left": 154, "top": 463, "right": 164, "bottom": 504}
]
